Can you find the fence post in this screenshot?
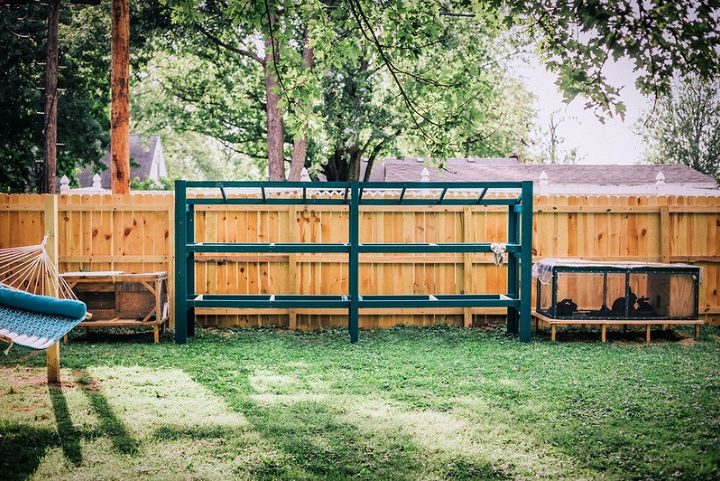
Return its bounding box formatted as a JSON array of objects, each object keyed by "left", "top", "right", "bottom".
[
  {"left": 519, "top": 181, "right": 533, "bottom": 342},
  {"left": 174, "top": 180, "right": 187, "bottom": 343},
  {"left": 349, "top": 182, "right": 359, "bottom": 343},
  {"left": 44, "top": 194, "right": 61, "bottom": 383},
  {"left": 659, "top": 205, "right": 670, "bottom": 262}
]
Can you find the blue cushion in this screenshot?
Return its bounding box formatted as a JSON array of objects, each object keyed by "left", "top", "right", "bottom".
[{"left": 0, "top": 286, "right": 86, "bottom": 320}]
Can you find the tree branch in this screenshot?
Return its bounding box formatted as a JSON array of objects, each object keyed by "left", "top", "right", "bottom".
[{"left": 193, "top": 22, "right": 265, "bottom": 65}]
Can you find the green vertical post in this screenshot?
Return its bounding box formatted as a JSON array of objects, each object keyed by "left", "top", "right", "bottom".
[
  {"left": 507, "top": 205, "right": 519, "bottom": 334},
  {"left": 519, "top": 180, "right": 534, "bottom": 342},
  {"left": 349, "top": 181, "right": 359, "bottom": 343},
  {"left": 174, "top": 180, "right": 187, "bottom": 344},
  {"left": 186, "top": 203, "right": 196, "bottom": 337}
]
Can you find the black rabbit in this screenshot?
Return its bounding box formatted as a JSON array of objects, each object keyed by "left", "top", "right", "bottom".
[
  {"left": 635, "top": 296, "right": 657, "bottom": 316},
  {"left": 611, "top": 291, "right": 637, "bottom": 316},
  {"left": 556, "top": 298, "right": 578, "bottom": 316}
]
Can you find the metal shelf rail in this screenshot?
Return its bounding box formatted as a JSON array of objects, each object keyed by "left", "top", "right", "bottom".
[{"left": 174, "top": 180, "right": 533, "bottom": 343}]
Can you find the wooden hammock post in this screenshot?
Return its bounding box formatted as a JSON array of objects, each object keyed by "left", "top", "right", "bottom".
[
  {"left": 44, "top": 195, "right": 61, "bottom": 384},
  {"left": 111, "top": 0, "right": 131, "bottom": 194}
]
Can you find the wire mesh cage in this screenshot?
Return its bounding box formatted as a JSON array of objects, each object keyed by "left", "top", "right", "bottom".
[{"left": 533, "top": 259, "right": 701, "bottom": 321}]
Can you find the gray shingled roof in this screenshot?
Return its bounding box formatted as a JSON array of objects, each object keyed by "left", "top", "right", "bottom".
[
  {"left": 365, "top": 158, "right": 718, "bottom": 189},
  {"left": 77, "top": 134, "right": 161, "bottom": 189}
]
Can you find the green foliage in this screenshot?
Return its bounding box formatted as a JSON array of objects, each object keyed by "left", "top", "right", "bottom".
[
  {"left": 0, "top": 3, "right": 110, "bottom": 193},
  {"left": 130, "top": 177, "right": 173, "bottom": 191},
  {"left": 505, "top": 0, "right": 720, "bottom": 119},
  {"left": 145, "top": 0, "right": 535, "bottom": 180},
  {"left": 639, "top": 76, "right": 720, "bottom": 181}
]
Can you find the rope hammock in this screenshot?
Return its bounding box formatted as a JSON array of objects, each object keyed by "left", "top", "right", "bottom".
[
  {"left": 0, "top": 234, "right": 76, "bottom": 300},
  {"left": 0, "top": 235, "right": 86, "bottom": 351}
]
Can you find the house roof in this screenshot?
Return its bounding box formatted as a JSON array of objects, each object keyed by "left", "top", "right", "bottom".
[
  {"left": 364, "top": 158, "right": 719, "bottom": 191},
  {"left": 77, "top": 134, "right": 161, "bottom": 189}
]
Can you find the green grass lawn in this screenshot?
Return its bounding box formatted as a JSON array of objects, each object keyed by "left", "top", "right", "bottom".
[{"left": 1, "top": 325, "right": 719, "bottom": 481}]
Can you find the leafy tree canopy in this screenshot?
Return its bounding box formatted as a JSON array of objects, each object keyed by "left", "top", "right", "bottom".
[
  {"left": 504, "top": 0, "right": 720, "bottom": 119},
  {"left": 0, "top": 3, "right": 110, "bottom": 193},
  {"left": 639, "top": 75, "right": 720, "bottom": 181},
  {"left": 145, "top": 0, "right": 536, "bottom": 180}
]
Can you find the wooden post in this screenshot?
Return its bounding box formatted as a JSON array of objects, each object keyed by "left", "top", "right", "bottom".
[
  {"left": 44, "top": 195, "right": 61, "bottom": 384},
  {"left": 645, "top": 324, "right": 651, "bottom": 343},
  {"left": 47, "top": 343, "right": 60, "bottom": 384},
  {"left": 659, "top": 206, "right": 670, "bottom": 263},
  {"left": 551, "top": 324, "right": 556, "bottom": 342},
  {"left": 42, "top": 0, "right": 60, "bottom": 194},
  {"left": 110, "top": 0, "right": 130, "bottom": 194},
  {"left": 601, "top": 324, "right": 607, "bottom": 343}
]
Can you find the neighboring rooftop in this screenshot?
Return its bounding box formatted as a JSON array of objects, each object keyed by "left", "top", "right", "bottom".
[
  {"left": 359, "top": 158, "right": 719, "bottom": 194},
  {"left": 75, "top": 134, "right": 167, "bottom": 190}
]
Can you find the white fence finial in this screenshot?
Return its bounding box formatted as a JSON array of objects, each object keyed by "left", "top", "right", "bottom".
[
  {"left": 655, "top": 171, "right": 665, "bottom": 186},
  {"left": 420, "top": 167, "right": 430, "bottom": 183},
  {"left": 655, "top": 171, "right": 666, "bottom": 194},
  {"left": 92, "top": 173, "right": 102, "bottom": 190},
  {"left": 539, "top": 171, "right": 549, "bottom": 194},
  {"left": 300, "top": 167, "right": 311, "bottom": 182},
  {"left": 59, "top": 175, "right": 70, "bottom": 194}
]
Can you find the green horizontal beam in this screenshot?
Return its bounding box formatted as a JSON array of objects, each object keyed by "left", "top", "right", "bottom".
[
  {"left": 188, "top": 243, "right": 351, "bottom": 253},
  {"left": 188, "top": 198, "right": 351, "bottom": 205},
  {"left": 358, "top": 243, "right": 520, "bottom": 253},
  {"left": 192, "top": 294, "right": 350, "bottom": 308},
  {"left": 358, "top": 294, "right": 519, "bottom": 308},
  {"left": 359, "top": 198, "right": 517, "bottom": 206},
  {"left": 185, "top": 181, "right": 351, "bottom": 189},
  {"left": 359, "top": 181, "right": 525, "bottom": 189}
]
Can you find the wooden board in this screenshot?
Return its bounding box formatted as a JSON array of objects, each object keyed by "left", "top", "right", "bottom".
[{"left": 1, "top": 193, "right": 719, "bottom": 329}]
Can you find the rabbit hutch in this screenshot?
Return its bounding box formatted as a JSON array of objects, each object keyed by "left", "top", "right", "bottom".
[{"left": 533, "top": 259, "right": 703, "bottom": 342}]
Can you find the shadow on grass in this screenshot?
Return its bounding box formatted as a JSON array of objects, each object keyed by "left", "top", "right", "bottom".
[
  {"left": 0, "top": 424, "right": 56, "bottom": 481},
  {"left": 233, "top": 397, "right": 509, "bottom": 481},
  {"left": 243, "top": 400, "right": 421, "bottom": 480},
  {"left": 76, "top": 371, "right": 140, "bottom": 456},
  {"left": 49, "top": 385, "right": 82, "bottom": 466}
]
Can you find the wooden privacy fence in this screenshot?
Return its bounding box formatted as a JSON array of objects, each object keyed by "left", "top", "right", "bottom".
[{"left": 1, "top": 192, "right": 719, "bottom": 329}]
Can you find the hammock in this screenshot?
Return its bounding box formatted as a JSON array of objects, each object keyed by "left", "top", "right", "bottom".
[{"left": 0, "top": 235, "right": 86, "bottom": 350}]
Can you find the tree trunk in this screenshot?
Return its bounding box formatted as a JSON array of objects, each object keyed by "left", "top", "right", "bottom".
[
  {"left": 288, "top": 33, "right": 314, "bottom": 181},
  {"left": 111, "top": 0, "right": 130, "bottom": 194},
  {"left": 42, "top": 0, "right": 60, "bottom": 194},
  {"left": 264, "top": 20, "right": 285, "bottom": 181}
]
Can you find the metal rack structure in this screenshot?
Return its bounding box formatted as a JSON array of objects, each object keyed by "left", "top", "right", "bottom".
[{"left": 174, "top": 180, "right": 534, "bottom": 343}]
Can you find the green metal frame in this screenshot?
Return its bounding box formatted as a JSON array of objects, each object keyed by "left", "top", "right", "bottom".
[{"left": 174, "top": 180, "right": 534, "bottom": 343}]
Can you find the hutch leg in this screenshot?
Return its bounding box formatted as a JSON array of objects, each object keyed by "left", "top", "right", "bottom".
[
  {"left": 645, "top": 324, "right": 651, "bottom": 343},
  {"left": 153, "top": 325, "right": 159, "bottom": 344},
  {"left": 551, "top": 324, "right": 556, "bottom": 342},
  {"left": 695, "top": 325, "right": 701, "bottom": 338},
  {"left": 601, "top": 324, "right": 607, "bottom": 343}
]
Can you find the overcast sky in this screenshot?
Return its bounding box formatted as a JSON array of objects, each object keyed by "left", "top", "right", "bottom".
[{"left": 514, "top": 55, "right": 654, "bottom": 165}]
